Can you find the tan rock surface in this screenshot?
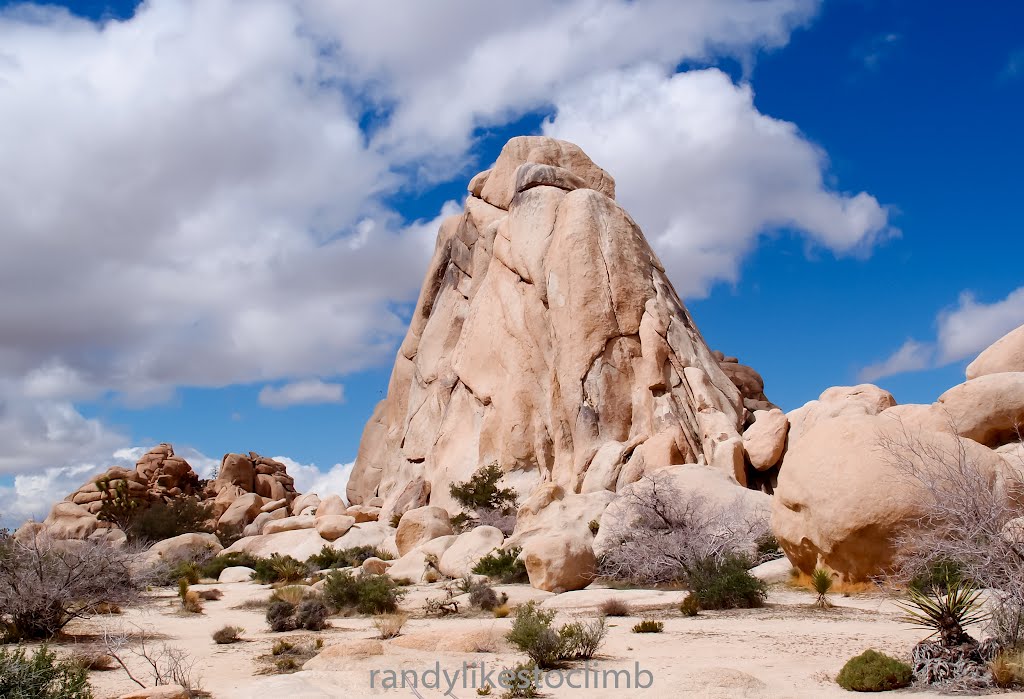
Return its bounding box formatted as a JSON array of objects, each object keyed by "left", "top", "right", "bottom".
[
  {"left": 437, "top": 526, "right": 504, "bottom": 578},
  {"left": 743, "top": 408, "right": 789, "bottom": 470},
  {"left": 967, "top": 324, "right": 1024, "bottom": 379},
  {"left": 521, "top": 531, "right": 596, "bottom": 592},
  {"left": 395, "top": 506, "right": 454, "bottom": 556}
]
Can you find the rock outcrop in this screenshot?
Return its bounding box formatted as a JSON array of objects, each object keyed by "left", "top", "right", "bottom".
[
  {"left": 967, "top": 324, "right": 1024, "bottom": 379},
  {"left": 346, "top": 136, "right": 770, "bottom": 520}
]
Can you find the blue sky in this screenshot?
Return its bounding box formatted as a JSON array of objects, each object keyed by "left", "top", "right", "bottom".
[{"left": 0, "top": 0, "right": 1021, "bottom": 526}]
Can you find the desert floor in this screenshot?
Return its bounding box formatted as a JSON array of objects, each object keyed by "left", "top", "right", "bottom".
[{"left": 57, "top": 578, "right": 1019, "bottom": 698}]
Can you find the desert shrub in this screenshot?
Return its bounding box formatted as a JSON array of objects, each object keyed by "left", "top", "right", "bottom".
[
  {"left": 181, "top": 590, "right": 203, "bottom": 614},
  {"left": 450, "top": 462, "right": 519, "bottom": 537},
  {"left": 596, "top": 472, "right": 769, "bottom": 585},
  {"left": 988, "top": 596, "right": 1024, "bottom": 649},
  {"left": 69, "top": 649, "right": 116, "bottom": 672},
  {"left": 631, "top": 619, "right": 663, "bottom": 633},
  {"left": 373, "top": 612, "right": 408, "bottom": 639},
  {"left": 755, "top": 532, "right": 784, "bottom": 562},
  {"left": 307, "top": 545, "right": 394, "bottom": 571},
  {"left": 295, "top": 598, "right": 329, "bottom": 631},
  {"left": 680, "top": 595, "right": 700, "bottom": 617},
  {"left": 688, "top": 553, "right": 767, "bottom": 610},
  {"left": 990, "top": 648, "right": 1024, "bottom": 688},
  {"left": 271, "top": 639, "right": 294, "bottom": 655},
  {"left": 424, "top": 587, "right": 461, "bottom": 617},
  {"left": 128, "top": 496, "right": 214, "bottom": 543},
  {"left": 494, "top": 604, "right": 511, "bottom": 619},
  {"left": 266, "top": 600, "right": 298, "bottom": 632},
  {"left": 196, "top": 588, "right": 222, "bottom": 601},
  {"left": 470, "top": 583, "right": 508, "bottom": 611},
  {"left": 0, "top": 645, "right": 92, "bottom": 699},
  {"left": 499, "top": 660, "right": 540, "bottom": 698},
  {"left": 812, "top": 568, "right": 833, "bottom": 608},
  {"left": 598, "top": 598, "right": 630, "bottom": 617},
  {"left": 588, "top": 519, "right": 600, "bottom": 535},
  {"left": 835, "top": 649, "right": 912, "bottom": 692},
  {"left": 271, "top": 585, "right": 313, "bottom": 606},
  {"left": 252, "top": 554, "right": 308, "bottom": 584},
  {"left": 200, "top": 551, "right": 258, "bottom": 580},
  {"left": 390, "top": 513, "right": 403, "bottom": 528},
  {"left": 177, "top": 577, "right": 190, "bottom": 602},
  {"left": 212, "top": 625, "right": 244, "bottom": 644},
  {"left": 94, "top": 477, "right": 141, "bottom": 534},
  {"left": 909, "top": 559, "right": 966, "bottom": 594},
  {"left": 898, "top": 577, "right": 989, "bottom": 647},
  {"left": 557, "top": 618, "right": 606, "bottom": 660},
  {"left": 323, "top": 571, "right": 404, "bottom": 615},
  {"left": 0, "top": 533, "right": 144, "bottom": 640},
  {"left": 473, "top": 548, "right": 529, "bottom": 583}
]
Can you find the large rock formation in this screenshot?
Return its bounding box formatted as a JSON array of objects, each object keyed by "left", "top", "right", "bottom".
[{"left": 347, "top": 136, "right": 769, "bottom": 518}]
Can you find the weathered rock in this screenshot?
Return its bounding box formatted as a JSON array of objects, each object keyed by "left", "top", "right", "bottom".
[
  {"left": 263, "top": 514, "right": 316, "bottom": 535},
  {"left": 507, "top": 485, "right": 614, "bottom": 548},
  {"left": 316, "top": 494, "right": 347, "bottom": 518},
  {"left": 385, "top": 549, "right": 432, "bottom": 584},
  {"left": 361, "top": 557, "right": 391, "bottom": 575},
  {"left": 750, "top": 557, "right": 794, "bottom": 584},
  {"left": 260, "top": 498, "right": 288, "bottom": 514},
  {"left": 144, "top": 532, "right": 222, "bottom": 566},
  {"left": 395, "top": 506, "right": 454, "bottom": 556},
  {"left": 243, "top": 508, "right": 287, "bottom": 537},
  {"left": 521, "top": 531, "right": 596, "bottom": 592},
  {"left": 346, "top": 137, "right": 762, "bottom": 515},
  {"left": 315, "top": 515, "right": 356, "bottom": 541},
  {"left": 438, "top": 526, "right": 504, "bottom": 578},
  {"left": 291, "top": 493, "right": 321, "bottom": 516},
  {"left": 218, "top": 492, "right": 264, "bottom": 531},
  {"left": 217, "top": 453, "right": 255, "bottom": 492},
  {"left": 772, "top": 414, "right": 1009, "bottom": 581},
  {"left": 346, "top": 505, "right": 381, "bottom": 523},
  {"left": 42, "top": 502, "right": 102, "bottom": 539},
  {"left": 934, "top": 373, "right": 1024, "bottom": 447},
  {"left": 967, "top": 324, "right": 1024, "bottom": 379},
  {"left": 787, "top": 384, "right": 897, "bottom": 448},
  {"left": 218, "top": 566, "right": 256, "bottom": 583},
  {"left": 303, "top": 640, "right": 385, "bottom": 670},
  {"left": 743, "top": 409, "right": 789, "bottom": 470}
]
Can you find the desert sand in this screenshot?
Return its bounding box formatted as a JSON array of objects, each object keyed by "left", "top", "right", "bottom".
[{"left": 64, "top": 577, "right": 1000, "bottom": 698}]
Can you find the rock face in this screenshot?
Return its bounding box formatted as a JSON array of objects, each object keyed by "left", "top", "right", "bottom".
[
  {"left": 521, "top": 530, "right": 597, "bottom": 592},
  {"left": 347, "top": 136, "right": 768, "bottom": 516},
  {"left": 967, "top": 324, "right": 1024, "bottom": 379}
]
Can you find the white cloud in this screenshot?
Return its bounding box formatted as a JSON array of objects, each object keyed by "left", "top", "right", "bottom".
[
  {"left": 258, "top": 379, "right": 345, "bottom": 408},
  {"left": 543, "top": 66, "right": 892, "bottom": 296},
  {"left": 273, "top": 456, "right": 354, "bottom": 502},
  {"left": 858, "top": 339, "right": 932, "bottom": 382},
  {"left": 859, "top": 287, "right": 1024, "bottom": 382}
]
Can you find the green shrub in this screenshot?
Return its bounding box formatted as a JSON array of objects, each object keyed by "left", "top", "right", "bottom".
[
  {"left": 505, "top": 602, "right": 606, "bottom": 668},
  {"left": 306, "top": 545, "right": 392, "bottom": 572},
  {"left": 909, "top": 559, "right": 966, "bottom": 594},
  {"left": 755, "top": 532, "right": 783, "bottom": 561},
  {"left": 631, "top": 619, "right": 663, "bottom": 633},
  {"left": 200, "top": 552, "right": 258, "bottom": 580},
  {"left": 835, "top": 649, "right": 912, "bottom": 692},
  {"left": 588, "top": 519, "right": 600, "bottom": 535},
  {"left": 0, "top": 645, "right": 92, "bottom": 699},
  {"left": 252, "top": 554, "right": 308, "bottom": 584},
  {"left": 473, "top": 548, "right": 529, "bottom": 584},
  {"left": 812, "top": 568, "right": 833, "bottom": 608},
  {"left": 129, "top": 497, "right": 213, "bottom": 543},
  {"left": 322, "top": 571, "right": 404, "bottom": 615},
  {"left": 898, "top": 577, "right": 988, "bottom": 647},
  {"left": 499, "top": 660, "right": 540, "bottom": 697},
  {"left": 679, "top": 595, "right": 700, "bottom": 617},
  {"left": 450, "top": 462, "right": 518, "bottom": 512},
  {"left": 688, "top": 554, "right": 767, "bottom": 610}
]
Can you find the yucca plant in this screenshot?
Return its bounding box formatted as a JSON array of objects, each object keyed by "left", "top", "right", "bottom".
[
  {"left": 812, "top": 568, "right": 833, "bottom": 608},
  {"left": 898, "top": 578, "right": 990, "bottom": 647}
]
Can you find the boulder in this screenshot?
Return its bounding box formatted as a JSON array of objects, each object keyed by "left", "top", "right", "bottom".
[
  {"left": 934, "top": 373, "right": 1024, "bottom": 447},
  {"left": 772, "top": 414, "right": 1009, "bottom": 581},
  {"left": 42, "top": 502, "right": 102, "bottom": 539},
  {"left": 507, "top": 485, "right": 614, "bottom": 548},
  {"left": 259, "top": 498, "right": 288, "bottom": 514},
  {"left": 262, "top": 514, "right": 316, "bottom": 535},
  {"left": 218, "top": 492, "right": 264, "bottom": 531},
  {"left": 742, "top": 408, "right": 789, "bottom": 470},
  {"left": 144, "top": 532, "right": 222, "bottom": 566},
  {"left": 521, "top": 532, "right": 596, "bottom": 592},
  {"left": 217, "top": 453, "right": 255, "bottom": 492},
  {"left": 395, "top": 506, "right": 454, "bottom": 556},
  {"left": 243, "top": 508, "right": 287, "bottom": 537},
  {"left": 222, "top": 528, "right": 334, "bottom": 561},
  {"left": 967, "top": 324, "right": 1024, "bottom": 379},
  {"left": 438, "top": 526, "right": 504, "bottom": 578},
  {"left": 361, "top": 557, "right": 391, "bottom": 575},
  {"left": 346, "top": 505, "right": 381, "bottom": 523},
  {"left": 315, "top": 515, "right": 356, "bottom": 541},
  {"left": 291, "top": 493, "right": 321, "bottom": 516},
  {"left": 386, "top": 549, "right": 432, "bottom": 584},
  {"left": 218, "top": 566, "right": 256, "bottom": 583},
  {"left": 787, "top": 384, "right": 896, "bottom": 448},
  {"left": 750, "top": 557, "right": 794, "bottom": 584},
  {"left": 316, "top": 494, "right": 347, "bottom": 518}
]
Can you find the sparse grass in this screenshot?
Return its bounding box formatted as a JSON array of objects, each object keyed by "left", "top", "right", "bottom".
[
  {"left": 212, "top": 625, "right": 244, "bottom": 645},
  {"left": 788, "top": 571, "right": 877, "bottom": 596},
  {"left": 631, "top": 619, "right": 663, "bottom": 633},
  {"left": 990, "top": 648, "right": 1024, "bottom": 688},
  {"left": 270, "top": 585, "right": 312, "bottom": 606},
  {"left": 679, "top": 595, "right": 699, "bottom": 617},
  {"left": 232, "top": 597, "right": 271, "bottom": 610},
  {"left": 181, "top": 590, "right": 204, "bottom": 614},
  {"left": 260, "top": 636, "right": 323, "bottom": 675},
  {"left": 835, "top": 649, "right": 912, "bottom": 692},
  {"left": 69, "top": 649, "right": 117, "bottom": 671},
  {"left": 372, "top": 613, "right": 409, "bottom": 639},
  {"left": 493, "top": 604, "right": 511, "bottom": 619},
  {"left": 598, "top": 598, "right": 631, "bottom": 617}
]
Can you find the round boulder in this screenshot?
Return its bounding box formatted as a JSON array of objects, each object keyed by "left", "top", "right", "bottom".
[
  {"left": 521, "top": 532, "right": 596, "bottom": 592},
  {"left": 438, "top": 526, "right": 504, "bottom": 578},
  {"left": 967, "top": 324, "right": 1024, "bottom": 379},
  {"left": 395, "top": 506, "right": 454, "bottom": 556},
  {"left": 315, "top": 515, "right": 356, "bottom": 541}
]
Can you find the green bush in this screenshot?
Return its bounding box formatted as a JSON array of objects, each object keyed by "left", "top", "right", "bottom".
[
  {"left": 755, "top": 532, "right": 783, "bottom": 561},
  {"left": 322, "top": 571, "right": 404, "bottom": 615},
  {"left": 631, "top": 619, "right": 664, "bottom": 633},
  {"left": 0, "top": 645, "right": 92, "bottom": 699},
  {"left": 306, "top": 545, "right": 392, "bottom": 572},
  {"left": 688, "top": 554, "right": 767, "bottom": 610},
  {"left": 472, "top": 548, "right": 529, "bottom": 584},
  {"left": 449, "top": 462, "right": 518, "bottom": 513},
  {"left": 129, "top": 497, "right": 214, "bottom": 543},
  {"left": 500, "top": 660, "right": 540, "bottom": 697},
  {"left": 835, "top": 649, "right": 912, "bottom": 692},
  {"left": 200, "top": 551, "right": 259, "bottom": 580},
  {"left": 505, "top": 602, "right": 606, "bottom": 668},
  {"left": 909, "top": 559, "right": 965, "bottom": 594},
  {"left": 252, "top": 554, "right": 308, "bottom": 584}
]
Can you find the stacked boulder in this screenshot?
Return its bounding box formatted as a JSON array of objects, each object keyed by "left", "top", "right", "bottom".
[{"left": 772, "top": 324, "right": 1024, "bottom": 581}]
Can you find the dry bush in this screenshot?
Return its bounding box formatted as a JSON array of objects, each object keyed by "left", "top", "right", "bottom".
[
  {"left": 372, "top": 612, "right": 408, "bottom": 639},
  {"left": 102, "top": 624, "right": 206, "bottom": 696},
  {"left": 0, "top": 531, "right": 148, "bottom": 640},
  {"left": 70, "top": 647, "right": 118, "bottom": 671},
  {"left": 196, "top": 589, "right": 222, "bottom": 601},
  {"left": 879, "top": 419, "right": 1024, "bottom": 647},
  {"left": 991, "top": 648, "right": 1024, "bottom": 688},
  {"left": 212, "top": 625, "right": 244, "bottom": 645},
  {"left": 182, "top": 590, "right": 204, "bottom": 614},
  {"left": 596, "top": 472, "right": 769, "bottom": 586},
  {"left": 598, "top": 598, "right": 631, "bottom": 617},
  {"left": 493, "top": 604, "right": 510, "bottom": 619}
]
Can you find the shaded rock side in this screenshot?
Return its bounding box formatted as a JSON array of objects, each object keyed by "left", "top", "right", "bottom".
[{"left": 347, "top": 136, "right": 759, "bottom": 513}]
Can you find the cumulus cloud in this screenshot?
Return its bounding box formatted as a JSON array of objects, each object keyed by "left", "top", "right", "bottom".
[
  {"left": 859, "top": 287, "right": 1024, "bottom": 381},
  {"left": 543, "top": 66, "right": 892, "bottom": 296},
  {"left": 258, "top": 379, "right": 345, "bottom": 408},
  {"left": 273, "top": 456, "right": 354, "bottom": 501}
]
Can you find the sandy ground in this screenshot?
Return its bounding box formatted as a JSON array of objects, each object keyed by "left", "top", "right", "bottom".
[{"left": 57, "top": 579, "right": 1022, "bottom": 698}]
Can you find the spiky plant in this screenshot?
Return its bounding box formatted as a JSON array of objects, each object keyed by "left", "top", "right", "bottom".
[
  {"left": 898, "top": 578, "right": 990, "bottom": 647},
  {"left": 811, "top": 568, "right": 833, "bottom": 608}
]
